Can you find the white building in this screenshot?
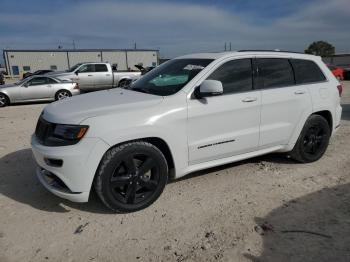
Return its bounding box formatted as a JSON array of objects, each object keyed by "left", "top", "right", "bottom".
[{"left": 3, "top": 49, "right": 159, "bottom": 76}]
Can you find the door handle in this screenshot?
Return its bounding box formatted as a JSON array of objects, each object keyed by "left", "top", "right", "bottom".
[
  {"left": 294, "top": 90, "right": 306, "bottom": 95},
  {"left": 88, "top": 75, "right": 93, "bottom": 76},
  {"left": 242, "top": 97, "right": 257, "bottom": 102},
  {"left": 106, "top": 74, "right": 111, "bottom": 76}
]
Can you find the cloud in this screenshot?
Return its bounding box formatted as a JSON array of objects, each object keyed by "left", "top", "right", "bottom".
[{"left": 0, "top": 0, "right": 349, "bottom": 59}]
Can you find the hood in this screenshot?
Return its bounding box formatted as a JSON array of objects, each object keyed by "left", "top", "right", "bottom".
[{"left": 43, "top": 88, "right": 163, "bottom": 124}]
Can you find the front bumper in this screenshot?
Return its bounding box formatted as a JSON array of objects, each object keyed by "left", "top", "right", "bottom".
[{"left": 31, "top": 135, "right": 110, "bottom": 202}]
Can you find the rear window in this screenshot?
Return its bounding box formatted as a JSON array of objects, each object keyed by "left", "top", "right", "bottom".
[
  {"left": 95, "top": 64, "right": 108, "bottom": 72},
  {"left": 257, "top": 58, "right": 294, "bottom": 88},
  {"left": 290, "top": 59, "right": 326, "bottom": 84}
]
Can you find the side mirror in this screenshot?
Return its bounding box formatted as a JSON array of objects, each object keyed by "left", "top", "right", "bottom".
[{"left": 195, "top": 80, "right": 223, "bottom": 99}]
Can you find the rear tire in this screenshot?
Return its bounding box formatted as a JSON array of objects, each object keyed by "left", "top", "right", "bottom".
[
  {"left": 118, "top": 79, "right": 132, "bottom": 88},
  {"left": 0, "top": 93, "right": 9, "bottom": 107},
  {"left": 55, "top": 90, "right": 72, "bottom": 101},
  {"left": 94, "top": 141, "right": 168, "bottom": 212},
  {"left": 290, "top": 115, "right": 330, "bottom": 163}
]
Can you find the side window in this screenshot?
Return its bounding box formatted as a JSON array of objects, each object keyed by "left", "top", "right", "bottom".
[
  {"left": 257, "top": 58, "right": 294, "bottom": 88},
  {"left": 290, "top": 59, "right": 326, "bottom": 84},
  {"left": 46, "top": 78, "right": 58, "bottom": 84},
  {"left": 78, "top": 64, "right": 95, "bottom": 73},
  {"left": 207, "top": 59, "right": 253, "bottom": 94},
  {"left": 27, "top": 77, "right": 48, "bottom": 86},
  {"left": 95, "top": 64, "right": 108, "bottom": 72}
]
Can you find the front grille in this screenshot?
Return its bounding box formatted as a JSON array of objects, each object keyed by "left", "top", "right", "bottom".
[{"left": 35, "top": 117, "right": 54, "bottom": 144}]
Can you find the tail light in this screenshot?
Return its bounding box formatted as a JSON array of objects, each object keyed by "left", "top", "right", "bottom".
[
  {"left": 73, "top": 83, "right": 79, "bottom": 90},
  {"left": 337, "top": 84, "right": 343, "bottom": 97}
]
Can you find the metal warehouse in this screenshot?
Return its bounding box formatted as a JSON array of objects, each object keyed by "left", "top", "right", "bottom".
[{"left": 3, "top": 49, "right": 159, "bottom": 76}]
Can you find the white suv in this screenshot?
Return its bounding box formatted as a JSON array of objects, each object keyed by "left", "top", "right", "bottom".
[{"left": 31, "top": 51, "right": 343, "bottom": 212}]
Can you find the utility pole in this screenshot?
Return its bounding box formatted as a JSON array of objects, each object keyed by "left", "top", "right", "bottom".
[
  {"left": 134, "top": 42, "right": 137, "bottom": 50},
  {"left": 229, "top": 42, "right": 232, "bottom": 51},
  {"left": 72, "top": 40, "right": 76, "bottom": 50},
  {"left": 224, "top": 42, "right": 227, "bottom": 51}
]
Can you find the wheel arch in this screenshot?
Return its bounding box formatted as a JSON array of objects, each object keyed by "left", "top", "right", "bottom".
[
  {"left": 312, "top": 110, "right": 333, "bottom": 133},
  {"left": 100, "top": 137, "right": 176, "bottom": 179}
]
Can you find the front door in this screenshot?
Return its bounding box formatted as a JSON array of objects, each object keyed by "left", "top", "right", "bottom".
[
  {"left": 187, "top": 58, "right": 261, "bottom": 165},
  {"left": 20, "top": 77, "right": 51, "bottom": 100},
  {"left": 94, "top": 64, "right": 113, "bottom": 89},
  {"left": 76, "top": 64, "right": 95, "bottom": 90}
]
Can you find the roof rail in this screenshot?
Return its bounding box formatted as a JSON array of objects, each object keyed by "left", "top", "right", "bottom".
[{"left": 238, "top": 50, "right": 304, "bottom": 54}]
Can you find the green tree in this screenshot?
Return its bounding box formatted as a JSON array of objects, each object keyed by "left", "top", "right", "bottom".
[{"left": 305, "top": 41, "right": 335, "bottom": 56}]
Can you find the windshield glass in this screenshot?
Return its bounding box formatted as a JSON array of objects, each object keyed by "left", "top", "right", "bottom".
[
  {"left": 129, "top": 59, "right": 213, "bottom": 96},
  {"left": 66, "top": 63, "right": 82, "bottom": 72}
]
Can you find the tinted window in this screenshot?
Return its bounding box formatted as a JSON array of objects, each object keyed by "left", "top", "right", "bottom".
[
  {"left": 257, "top": 58, "right": 294, "bottom": 88},
  {"left": 290, "top": 59, "right": 326, "bottom": 84},
  {"left": 27, "top": 77, "right": 48, "bottom": 86},
  {"left": 78, "top": 64, "right": 95, "bottom": 73},
  {"left": 95, "top": 64, "right": 108, "bottom": 72},
  {"left": 207, "top": 59, "right": 252, "bottom": 94},
  {"left": 46, "top": 78, "right": 58, "bottom": 84}
]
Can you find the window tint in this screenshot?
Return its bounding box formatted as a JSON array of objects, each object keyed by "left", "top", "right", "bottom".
[
  {"left": 78, "top": 64, "right": 95, "bottom": 73},
  {"left": 95, "top": 64, "right": 108, "bottom": 72},
  {"left": 46, "top": 78, "right": 58, "bottom": 84},
  {"left": 27, "top": 77, "right": 48, "bottom": 86},
  {"left": 290, "top": 59, "right": 326, "bottom": 84},
  {"left": 207, "top": 59, "right": 252, "bottom": 94},
  {"left": 257, "top": 58, "right": 294, "bottom": 88}
]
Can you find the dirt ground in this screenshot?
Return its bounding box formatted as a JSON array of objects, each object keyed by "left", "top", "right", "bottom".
[{"left": 1, "top": 82, "right": 350, "bottom": 262}]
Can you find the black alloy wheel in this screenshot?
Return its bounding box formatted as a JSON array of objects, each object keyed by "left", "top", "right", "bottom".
[{"left": 95, "top": 141, "right": 168, "bottom": 212}]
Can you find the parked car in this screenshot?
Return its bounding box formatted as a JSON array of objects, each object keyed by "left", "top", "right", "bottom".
[
  {"left": 23, "top": 70, "right": 54, "bottom": 79},
  {"left": 48, "top": 62, "right": 141, "bottom": 91},
  {"left": 0, "top": 76, "right": 80, "bottom": 107},
  {"left": 327, "top": 64, "right": 344, "bottom": 80},
  {"left": 31, "top": 51, "right": 342, "bottom": 212}
]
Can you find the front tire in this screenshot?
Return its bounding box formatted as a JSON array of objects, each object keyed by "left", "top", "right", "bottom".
[
  {"left": 94, "top": 141, "right": 168, "bottom": 212},
  {"left": 0, "top": 93, "right": 9, "bottom": 107},
  {"left": 290, "top": 115, "right": 331, "bottom": 163}
]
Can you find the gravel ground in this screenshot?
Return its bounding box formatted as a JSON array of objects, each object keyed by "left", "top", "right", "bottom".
[{"left": 1, "top": 82, "right": 350, "bottom": 262}]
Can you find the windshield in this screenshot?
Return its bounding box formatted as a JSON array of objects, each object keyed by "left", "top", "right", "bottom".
[
  {"left": 66, "top": 63, "right": 82, "bottom": 72},
  {"left": 129, "top": 58, "right": 213, "bottom": 96}
]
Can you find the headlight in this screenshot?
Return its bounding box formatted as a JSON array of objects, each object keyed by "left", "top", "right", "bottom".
[{"left": 53, "top": 125, "right": 88, "bottom": 141}]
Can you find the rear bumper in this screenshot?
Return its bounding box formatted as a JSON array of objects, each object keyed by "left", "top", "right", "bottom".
[{"left": 333, "top": 105, "right": 342, "bottom": 135}]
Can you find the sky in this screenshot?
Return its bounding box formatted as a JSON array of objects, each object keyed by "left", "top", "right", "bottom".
[{"left": 1, "top": 0, "right": 350, "bottom": 64}]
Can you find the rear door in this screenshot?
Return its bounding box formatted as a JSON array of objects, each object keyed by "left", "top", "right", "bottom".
[
  {"left": 94, "top": 64, "right": 113, "bottom": 89},
  {"left": 256, "top": 57, "right": 312, "bottom": 148},
  {"left": 20, "top": 77, "right": 51, "bottom": 100}
]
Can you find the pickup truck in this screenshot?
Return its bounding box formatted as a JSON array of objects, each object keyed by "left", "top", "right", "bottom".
[{"left": 47, "top": 62, "right": 141, "bottom": 91}]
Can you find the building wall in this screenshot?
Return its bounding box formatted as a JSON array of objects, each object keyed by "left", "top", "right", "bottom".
[
  {"left": 5, "top": 51, "right": 68, "bottom": 75},
  {"left": 126, "top": 51, "right": 158, "bottom": 70},
  {"left": 323, "top": 55, "right": 350, "bottom": 67},
  {"left": 4, "top": 49, "right": 159, "bottom": 76},
  {"left": 68, "top": 52, "right": 102, "bottom": 67},
  {"left": 102, "top": 51, "right": 127, "bottom": 70}
]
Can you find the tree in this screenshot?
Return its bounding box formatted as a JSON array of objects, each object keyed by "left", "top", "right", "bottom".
[{"left": 305, "top": 41, "right": 335, "bottom": 56}]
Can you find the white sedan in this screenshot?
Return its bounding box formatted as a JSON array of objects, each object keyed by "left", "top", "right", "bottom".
[{"left": 0, "top": 76, "right": 80, "bottom": 107}]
